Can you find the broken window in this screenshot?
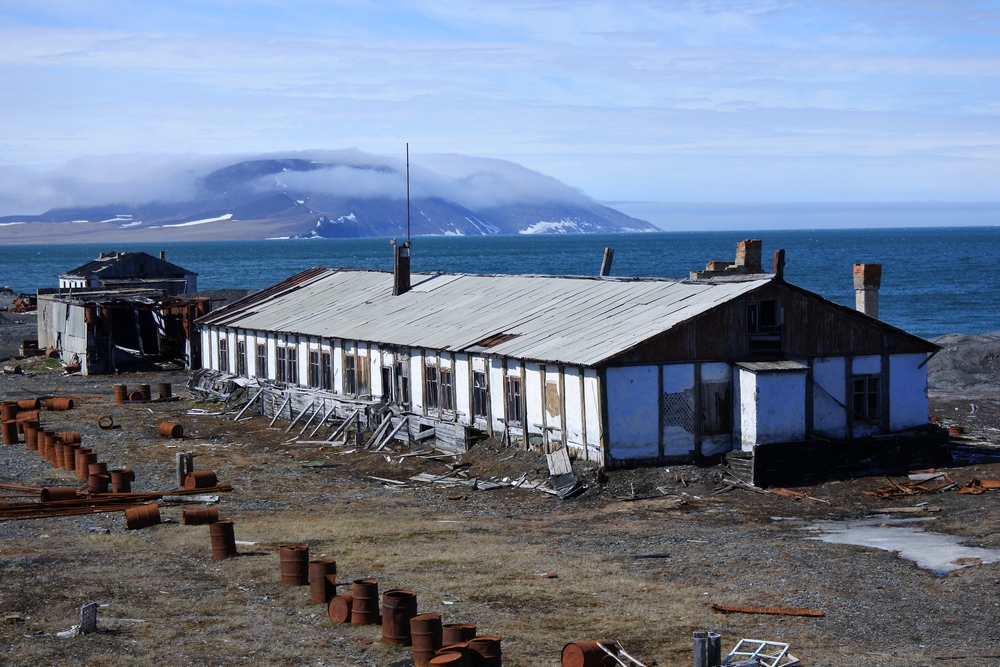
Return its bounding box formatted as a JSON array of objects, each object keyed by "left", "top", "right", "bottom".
[
  {"left": 236, "top": 341, "right": 247, "bottom": 376},
  {"left": 256, "top": 344, "right": 267, "bottom": 378},
  {"left": 700, "top": 380, "right": 732, "bottom": 435},
  {"left": 381, "top": 366, "right": 393, "bottom": 401},
  {"left": 505, "top": 376, "right": 522, "bottom": 425},
  {"left": 309, "top": 351, "right": 320, "bottom": 387},
  {"left": 395, "top": 360, "right": 409, "bottom": 406},
  {"left": 747, "top": 300, "right": 782, "bottom": 355},
  {"left": 344, "top": 354, "right": 356, "bottom": 394},
  {"left": 218, "top": 338, "right": 228, "bottom": 373},
  {"left": 440, "top": 368, "right": 454, "bottom": 412},
  {"left": 852, "top": 375, "right": 881, "bottom": 422},
  {"left": 472, "top": 371, "right": 488, "bottom": 419},
  {"left": 277, "top": 346, "right": 287, "bottom": 382},
  {"left": 425, "top": 365, "right": 439, "bottom": 410},
  {"left": 321, "top": 352, "right": 332, "bottom": 390},
  {"left": 286, "top": 346, "right": 298, "bottom": 385}
]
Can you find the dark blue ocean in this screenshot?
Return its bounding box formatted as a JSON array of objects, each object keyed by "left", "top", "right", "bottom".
[{"left": 1, "top": 228, "right": 996, "bottom": 339}]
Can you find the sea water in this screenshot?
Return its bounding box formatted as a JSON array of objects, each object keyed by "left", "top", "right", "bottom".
[{"left": 1, "top": 227, "right": 997, "bottom": 339}]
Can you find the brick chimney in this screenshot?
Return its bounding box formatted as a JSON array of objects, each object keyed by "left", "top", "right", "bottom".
[
  {"left": 392, "top": 239, "right": 411, "bottom": 296},
  {"left": 853, "top": 263, "right": 881, "bottom": 318},
  {"left": 734, "top": 239, "right": 762, "bottom": 273}
]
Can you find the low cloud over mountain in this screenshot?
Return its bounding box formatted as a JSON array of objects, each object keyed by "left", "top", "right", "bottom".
[{"left": 0, "top": 150, "right": 655, "bottom": 242}]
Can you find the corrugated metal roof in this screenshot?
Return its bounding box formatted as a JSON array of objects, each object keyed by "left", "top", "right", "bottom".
[{"left": 198, "top": 269, "right": 772, "bottom": 367}]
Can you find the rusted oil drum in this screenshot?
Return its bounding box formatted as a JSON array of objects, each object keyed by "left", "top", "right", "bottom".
[
  {"left": 209, "top": 520, "right": 238, "bottom": 560},
  {"left": 88, "top": 462, "right": 109, "bottom": 476},
  {"left": 87, "top": 473, "right": 110, "bottom": 494},
  {"left": 43, "top": 432, "right": 58, "bottom": 462},
  {"left": 113, "top": 384, "right": 128, "bottom": 404},
  {"left": 437, "top": 643, "right": 471, "bottom": 664},
  {"left": 561, "top": 641, "right": 619, "bottom": 667},
  {"left": 45, "top": 397, "right": 74, "bottom": 411},
  {"left": 411, "top": 612, "right": 443, "bottom": 667},
  {"left": 184, "top": 470, "right": 218, "bottom": 490},
  {"left": 350, "top": 579, "right": 379, "bottom": 625},
  {"left": 15, "top": 410, "right": 39, "bottom": 432},
  {"left": 40, "top": 486, "right": 78, "bottom": 502},
  {"left": 110, "top": 468, "right": 135, "bottom": 493},
  {"left": 98, "top": 414, "right": 115, "bottom": 430},
  {"left": 381, "top": 589, "right": 418, "bottom": 645},
  {"left": 1, "top": 419, "right": 18, "bottom": 445},
  {"left": 76, "top": 449, "right": 95, "bottom": 478},
  {"left": 58, "top": 431, "right": 82, "bottom": 443},
  {"left": 0, "top": 401, "right": 18, "bottom": 421},
  {"left": 16, "top": 399, "right": 40, "bottom": 410},
  {"left": 158, "top": 383, "right": 172, "bottom": 399},
  {"left": 128, "top": 391, "right": 144, "bottom": 401},
  {"left": 308, "top": 559, "right": 338, "bottom": 604},
  {"left": 23, "top": 420, "right": 39, "bottom": 451},
  {"left": 53, "top": 441, "right": 66, "bottom": 467},
  {"left": 430, "top": 653, "right": 468, "bottom": 667},
  {"left": 949, "top": 425, "right": 965, "bottom": 436},
  {"left": 468, "top": 636, "right": 502, "bottom": 667},
  {"left": 328, "top": 594, "right": 354, "bottom": 623},
  {"left": 279, "top": 544, "right": 310, "bottom": 586},
  {"left": 183, "top": 506, "right": 219, "bottom": 525},
  {"left": 442, "top": 624, "right": 477, "bottom": 645},
  {"left": 136, "top": 384, "right": 151, "bottom": 401},
  {"left": 125, "top": 503, "right": 161, "bottom": 529},
  {"left": 62, "top": 443, "right": 80, "bottom": 471},
  {"left": 158, "top": 421, "right": 183, "bottom": 438}
]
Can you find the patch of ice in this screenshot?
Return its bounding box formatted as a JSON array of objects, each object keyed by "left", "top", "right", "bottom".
[
  {"left": 804, "top": 516, "right": 1000, "bottom": 575},
  {"left": 0, "top": 221, "right": 26, "bottom": 226},
  {"left": 163, "top": 214, "right": 234, "bottom": 228},
  {"left": 118, "top": 220, "right": 143, "bottom": 228},
  {"left": 519, "top": 219, "right": 584, "bottom": 235}
]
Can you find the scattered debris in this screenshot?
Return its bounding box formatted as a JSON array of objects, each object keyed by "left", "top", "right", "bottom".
[
  {"left": 546, "top": 448, "right": 584, "bottom": 499},
  {"left": 865, "top": 474, "right": 956, "bottom": 497},
  {"left": 725, "top": 639, "right": 799, "bottom": 667},
  {"left": 712, "top": 603, "right": 823, "bottom": 617},
  {"left": 957, "top": 479, "right": 1000, "bottom": 494}
]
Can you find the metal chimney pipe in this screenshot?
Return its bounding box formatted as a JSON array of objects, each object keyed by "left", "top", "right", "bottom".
[
  {"left": 853, "top": 263, "right": 881, "bottom": 318},
  {"left": 600, "top": 247, "right": 614, "bottom": 276},
  {"left": 393, "top": 239, "right": 411, "bottom": 296}
]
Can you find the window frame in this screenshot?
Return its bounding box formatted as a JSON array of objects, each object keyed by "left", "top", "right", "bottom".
[
  {"left": 218, "top": 337, "right": 229, "bottom": 373},
  {"left": 236, "top": 340, "right": 247, "bottom": 376},
  {"left": 256, "top": 343, "right": 267, "bottom": 378},
  {"left": 505, "top": 375, "right": 522, "bottom": 425},
  {"left": 472, "top": 371, "right": 488, "bottom": 419},
  {"left": 439, "top": 368, "right": 454, "bottom": 412},
  {"left": 851, "top": 374, "right": 881, "bottom": 422},
  {"left": 425, "top": 365, "right": 439, "bottom": 410}
]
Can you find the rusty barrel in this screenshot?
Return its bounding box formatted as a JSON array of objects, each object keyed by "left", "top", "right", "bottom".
[
  {"left": 125, "top": 504, "right": 161, "bottom": 530},
  {"left": 443, "top": 624, "right": 477, "bottom": 645},
  {"left": 23, "top": 420, "right": 39, "bottom": 451},
  {"left": 58, "top": 431, "right": 81, "bottom": 443},
  {"left": 382, "top": 589, "right": 418, "bottom": 645},
  {"left": 113, "top": 384, "right": 128, "bottom": 404},
  {"left": 98, "top": 414, "right": 115, "bottom": 430},
  {"left": 0, "top": 401, "right": 18, "bottom": 421},
  {"left": 136, "top": 384, "right": 151, "bottom": 401},
  {"left": 53, "top": 441, "right": 65, "bottom": 467},
  {"left": 40, "top": 486, "right": 78, "bottom": 502},
  {"left": 62, "top": 443, "right": 80, "bottom": 471},
  {"left": 411, "top": 612, "right": 443, "bottom": 667},
  {"left": 328, "top": 594, "right": 353, "bottom": 623},
  {"left": 308, "top": 559, "right": 338, "bottom": 604},
  {"left": 87, "top": 473, "right": 110, "bottom": 494},
  {"left": 184, "top": 470, "right": 217, "bottom": 490},
  {"left": 437, "top": 643, "right": 471, "bottom": 664},
  {"left": 88, "top": 461, "right": 109, "bottom": 476},
  {"left": 279, "top": 544, "right": 310, "bottom": 586},
  {"left": 110, "top": 468, "right": 135, "bottom": 493},
  {"left": 15, "top": 410, "right": 38, "bottom": 433},
  {"left": 158, "top": 383, "right": 172, "bottom": 399},
  {"left": 561, "top": 641, "right": 619, "bottom": 667},
  {"left": 45, "top": 397, "right": 73, "bottom": 411},
  {"left": 209, "top": 520, "right": 237, "bottom": 560},
  {"left": 16, "top": 398, "right": 40, "bottom": 410},
  {"left": 350, "top": 579, "right": 379, "bottom": 625},
  {"left": 183, "top": 506, "right": 219, "bottom": 525},
  {"left": 159, "top": 421, "right": 183, "bottom": 438},
  {"left": 76, "top": 449, "right": 96, "bottom": 479},
  {"left": 128, "top": 391, "right": 144, "bottom": 401},
  {"left": 43, "top": 432, "right": 57, "bottom": 462},
  {"left": 1, "top": 419, "right": 18, "bottom": 445},
  {"left": 468, "top": 636, "right": 502, "bottom": 667},
  {"left": 431, "top": 652, "right": 468, "bottom": 667}
]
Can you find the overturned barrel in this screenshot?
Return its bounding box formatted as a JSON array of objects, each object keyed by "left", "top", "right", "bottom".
[
  {"left": 561, "top": 641, "right": 619, "bottom": 667},
  {"left": 350, "top": 579, "right": 379, "bottom": 625},
  {"left": 158, "top": 422, "right": 183, "bottom": 438},
  {"left": 328, "top": 594, "right": 353, "bottom": 624},
  {"left": 184, "top": 470, "right": 217, "bottom": 489},
  {"left": 279, "top": 544, "right": 310, "bottom": 586},
  {"left": 430, "top": 652, "right": 468, "bottom": 667},
  {"left": 382, "top": 589, "right": 418, "bottom": 645},
  {"left": 40, "top": 486, "right": 78, "bottom": 502},
  {"left": 209, "top": 520, "right": 238, "bottom": 560},
  {"left": 45, "top": 397, "right": 74, "bottom": 411},
  {"left": 411, "top": 612, "right": 443, "bottom": 667},
  {"left": 183, "top": 506, "right": 219, "bottom": 526},
  {"left": 309, "top": 559, "right": 338, "bottom": 604},
  {"left": 125, "top": 504, "right": 161, "bottom": 530}
]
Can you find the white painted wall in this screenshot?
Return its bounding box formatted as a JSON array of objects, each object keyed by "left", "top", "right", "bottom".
[
  {"left": 489, "top": 358, "right": 505, "bottom": 432},
  {"left": 564, "top": 367, "right": 585, "bottom": 452},
  {"left": 606, "top": 365, "right": 659, "bottom": 460},
  {"left": 583, "top": 370, "right": 601, "bottom": 459},
  {"left": 813, "top": 356, "right": 848, "bottom": 438},
  {"left": 455, "top": 353, "right": 471, "bottom": 426},
  {"left": 525, "top": 363, "right": 544, "bottom": 444},
  {"left": 738, "top": 368, "right": 807, "bottom": 448},
  {"left": 410, "top": 351, "right": 424, "bottom": 412},
  {"left": 662, "top": 363, "right": 695, "bottom": 456},
  {"left": 890, "top": 352, "right": 929, "bottom": 431}
]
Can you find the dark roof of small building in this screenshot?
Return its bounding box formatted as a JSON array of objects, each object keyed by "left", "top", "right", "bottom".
[{"left": 60, "top": 251, "right": 196, "bottom": 280}]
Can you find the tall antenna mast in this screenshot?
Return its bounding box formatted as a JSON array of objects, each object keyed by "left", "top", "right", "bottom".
[{"left": 406, "top": 143, "right": 411, "bottom": 242}]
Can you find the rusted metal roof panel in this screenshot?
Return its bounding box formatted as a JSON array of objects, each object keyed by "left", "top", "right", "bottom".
[{"left": 198, "top": 269, "right": 772, "bottom": 366}]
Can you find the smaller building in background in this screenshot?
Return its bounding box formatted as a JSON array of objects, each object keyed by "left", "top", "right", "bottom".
[{"left": 58, "top": 251, "right": 197, "bottom": 295}]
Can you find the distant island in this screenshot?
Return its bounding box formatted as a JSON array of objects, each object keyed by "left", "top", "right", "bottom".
[{"left": 0, "top": 150, "right": 656, "bottom": 244}]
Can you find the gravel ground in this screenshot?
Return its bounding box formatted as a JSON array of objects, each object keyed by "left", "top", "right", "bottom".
[{"left": 1, "top": 313, "right": 999, "bottom": 666}]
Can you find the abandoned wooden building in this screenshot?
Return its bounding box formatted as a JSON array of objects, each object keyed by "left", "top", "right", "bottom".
[
  {"left": 195, "top": 240, "right": 941, "bottom": 472},
  {"left": 58, "top": 251, "right": 198, "bottom": 295},
  {"left": 37, "top": 289, "right": 210, "bottom": 374}
]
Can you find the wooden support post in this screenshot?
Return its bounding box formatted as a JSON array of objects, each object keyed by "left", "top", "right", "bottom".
[
  {"left": 376, "top": 417, "right": 408, "bottom": 451},
  {"left": 268, "top": 396, "right": 290, "bottom": 427},
  {"left": 299, "top": 401, "right": 322, "bottom": 434},
  {"left": 366, "top": 417, "right": 394, "bottom": 449},
  {"left": 308, "top": 403, "right": 338, "bottom": 438},
  {"left": 325, "top": 409, "right": 360, "bottom": 443},
  {"left": 233, "top": 388, "right": 264, "bottom": 421}
]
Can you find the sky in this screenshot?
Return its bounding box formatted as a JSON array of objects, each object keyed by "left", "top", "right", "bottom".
[{"left": 1, "top": 0, "right": 999, "bottom": 224}]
